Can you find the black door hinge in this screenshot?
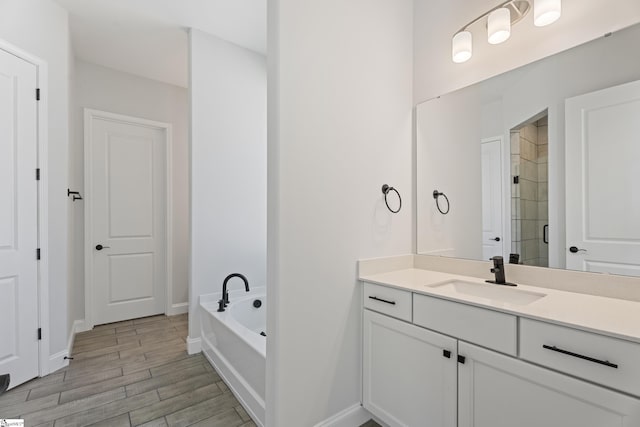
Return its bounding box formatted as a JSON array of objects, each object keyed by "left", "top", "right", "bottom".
[
  {"left": 36, "top": 168, "right": 40, "bottom": 180},
  {"left": 38, "top": 328, "right": 42, "bottom": 340},
  {"left": 36, "top": 88, "right": 40, "bottom": 101},
  {"left": 36, "top": 248, "right": 41, "bottom": 260}
]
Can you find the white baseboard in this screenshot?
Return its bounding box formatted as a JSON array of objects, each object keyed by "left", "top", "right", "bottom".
[
  {"left": 74, "top": 319, "right": 89, "bottom": 334},
  {"left": 49, "top": 319, "right": 86, "bottom": 373},
  {"left": 67, "top": 322, "right": 76, "bottom": 359},
  {"left": 60, "top": 318, "right": 82, "bottom": 368},
  {"left": 313, "top": 404, "right": 372, "bottom": 427},
  {"left": 167, "top": 302, "right": 189, "bottom": 316},
  {"left": 186, "top": 336, "right": 201, "bottom": 354},
  {"left": 48, "top": 349, "right": 68, "bottom": 373},
  {"left": 48, "top": 318, "right": 82, "bottom": 374}
]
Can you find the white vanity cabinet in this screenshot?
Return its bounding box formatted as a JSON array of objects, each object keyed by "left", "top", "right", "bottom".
[
  {"left": 363, "top": 309, "right": 457, "bottom": 427},
  {"left": 458, "top": 341, "right": 640, "bottom": 427},
  {"left": 362, "top": 282, "right": 640, "bottom": 427}
]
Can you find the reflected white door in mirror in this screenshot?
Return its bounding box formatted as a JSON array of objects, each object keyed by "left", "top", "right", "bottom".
[
  {"left": 481, "top": 137, "right": 504, "bottom": 260},
  {"left": 565, "top": 79, "right": 640, "bottom": 277}
]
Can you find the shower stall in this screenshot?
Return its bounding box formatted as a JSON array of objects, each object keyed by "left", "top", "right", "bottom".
[{"left": 510, "top": 115, "right": 549, "bottom": 267}]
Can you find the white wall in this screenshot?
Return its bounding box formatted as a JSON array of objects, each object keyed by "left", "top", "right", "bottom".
[
  {"left": 189, "top": 29, "right": 267, "bottom": 341},
  {"left": 416, "top": 23, "right": 640, "bottom": 268},
  {"left": 70, "top": 60, "right": 190, "bottom": 322},
  {"left": 267, "top": 0, "right": 414, "bottom": 425},
  {"left": 0, "top": 0, "right": 70, "bottom": 360},
  {"left": 416, "top": 85, "right": 483, "bottom": 260},
  {"left": 68, "top": 26, "right": 77, "bottom": 349},
  {"left": 414, "top": 0, "right": 640, "bottom": 102}
]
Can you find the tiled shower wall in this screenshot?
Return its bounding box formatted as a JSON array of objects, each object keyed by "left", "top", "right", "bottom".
[{"left": 511, "top": 117, "right": 548, "bottom": 267}]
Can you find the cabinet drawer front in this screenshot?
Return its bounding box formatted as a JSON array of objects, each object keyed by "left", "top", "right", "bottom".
[
  {"left": 363, "top": 282, "right": 412, "bottom": 322},
  {"left": 520, "top": 319, "right": 640, "bottom": 397},
  {"left": 413, "top": 294, "right": 517, "bottom": 355}
]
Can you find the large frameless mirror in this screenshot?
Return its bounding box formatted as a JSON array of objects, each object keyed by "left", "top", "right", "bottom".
[{"left": 416, "top": 22, "right": 640, "bottom": 277}]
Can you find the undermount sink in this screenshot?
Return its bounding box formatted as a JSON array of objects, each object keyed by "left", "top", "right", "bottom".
[{"left": 427, "top": 280, "right": 547, "bottom": 306}]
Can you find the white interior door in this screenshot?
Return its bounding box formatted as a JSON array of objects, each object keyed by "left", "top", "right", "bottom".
[
  {"left": 86, "top": 111, "right": 167, "bottom": 326},
  {"left": 481, "top": 138, "right": 504, "bottom": 260},
  {"left": 565, "top": 80, "right": 640, "bottom": 276},
  {"left": 0, "top": 49, "right": 39, "bottom": 388}
]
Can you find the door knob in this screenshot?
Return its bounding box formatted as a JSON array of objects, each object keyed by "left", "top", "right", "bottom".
[
  {"left": 569, "top": 246, "right": 586, "bottom": 253},
  {"left": 490, "top": 237, "right": 501, "bottom": 242},
  {"left": 95, "top": 244, "right": 110, "bottom": 251}
]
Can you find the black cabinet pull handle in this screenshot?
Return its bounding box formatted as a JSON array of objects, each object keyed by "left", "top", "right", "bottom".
[
  {"left": 443, "top": 349, "right": 451, "bottom": 359},
  {"left": 368, "top": 296, "right": 396, "bottom": 305},
  {"left": 542, "top": 345, "right": 618, "bottom": 369}
]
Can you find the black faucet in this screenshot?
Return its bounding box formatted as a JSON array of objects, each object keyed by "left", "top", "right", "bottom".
[
  {"left": 486, "top": 256, "right": 517, "bottom": 286},
  {"left": 217, "top": 273, "right": 250, "bottom": 312}
]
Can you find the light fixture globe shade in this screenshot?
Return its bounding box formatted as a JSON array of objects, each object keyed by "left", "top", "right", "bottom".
[
  {"left": 534, "top": 0, "right": 561, "bottom": 27},
  {"left": 452, "top": 31, "right": 472, "bottom": 63},
  {"left": 487, "top": 7, "right": 511, "bottom": 44}
]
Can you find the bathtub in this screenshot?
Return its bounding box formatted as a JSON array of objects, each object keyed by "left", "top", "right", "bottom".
[{"left": 200, "top": 287, "right": 266, "bottom": 426}]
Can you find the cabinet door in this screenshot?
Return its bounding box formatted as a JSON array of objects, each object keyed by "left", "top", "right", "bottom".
[
  {"left": 363, "top": 309, "right": 457, "bottom": 427},
  {"left": 458, "top": 342, "right": 640, "bottom": 427}
]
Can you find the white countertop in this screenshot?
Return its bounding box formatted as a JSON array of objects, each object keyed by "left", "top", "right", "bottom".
[{"left": 360, "top": 268, "right": 640, "bottom": 344}]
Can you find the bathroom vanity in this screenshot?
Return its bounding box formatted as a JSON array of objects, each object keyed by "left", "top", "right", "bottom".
[{"left": 359, "top": 258, "right": 640, "bottom": 427}]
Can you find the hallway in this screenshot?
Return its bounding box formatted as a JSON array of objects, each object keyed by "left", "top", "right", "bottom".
[{"left": 0, "top": 314, "right": 256, "bottom": 426}]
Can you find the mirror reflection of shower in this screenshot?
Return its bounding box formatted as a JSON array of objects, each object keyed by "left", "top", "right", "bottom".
[{"left": 510, "top": 112, "right": 549, "bottom": 267}]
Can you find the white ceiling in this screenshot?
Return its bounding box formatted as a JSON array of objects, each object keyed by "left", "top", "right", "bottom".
[{"left": 55, "top": 0, "right": 266, "bottom": 88}]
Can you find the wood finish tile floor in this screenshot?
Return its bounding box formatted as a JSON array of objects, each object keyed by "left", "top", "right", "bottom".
[{"left": 0, "top": 314, "right": 256, "bottom": 427}]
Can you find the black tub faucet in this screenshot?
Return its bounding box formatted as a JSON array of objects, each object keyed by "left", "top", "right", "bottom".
[
  {"left": 217, "top": 273, "right": 250, "bottom": 312},
  {"left": 486, "top": 256, "right": 517, "bottom": 286}
]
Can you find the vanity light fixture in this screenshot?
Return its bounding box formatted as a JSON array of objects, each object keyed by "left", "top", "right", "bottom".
[
  {"left": 534, "top": 0, "right": 562, "bottom": 27},
  {"left": 452, "top": 31, "right": 473, "bottom": 63},
  {"left": 488, "top": 7, "right": 511, "bottom": 44},
  {"left": 451, "top": 0, "right": 561, "bottom": 63}
]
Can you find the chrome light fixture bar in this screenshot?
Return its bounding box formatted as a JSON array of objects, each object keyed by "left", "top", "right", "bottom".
[{"left": 452, "top": 0, "right": 561, "bottom": 63}]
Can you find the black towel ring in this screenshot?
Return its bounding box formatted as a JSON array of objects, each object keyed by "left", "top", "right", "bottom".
[
  {"left": 433, "top": 190, "right": 450, "bottom": 214},
  {"left": 382, "top": 184, "right": 402, "bottom": 214}
]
